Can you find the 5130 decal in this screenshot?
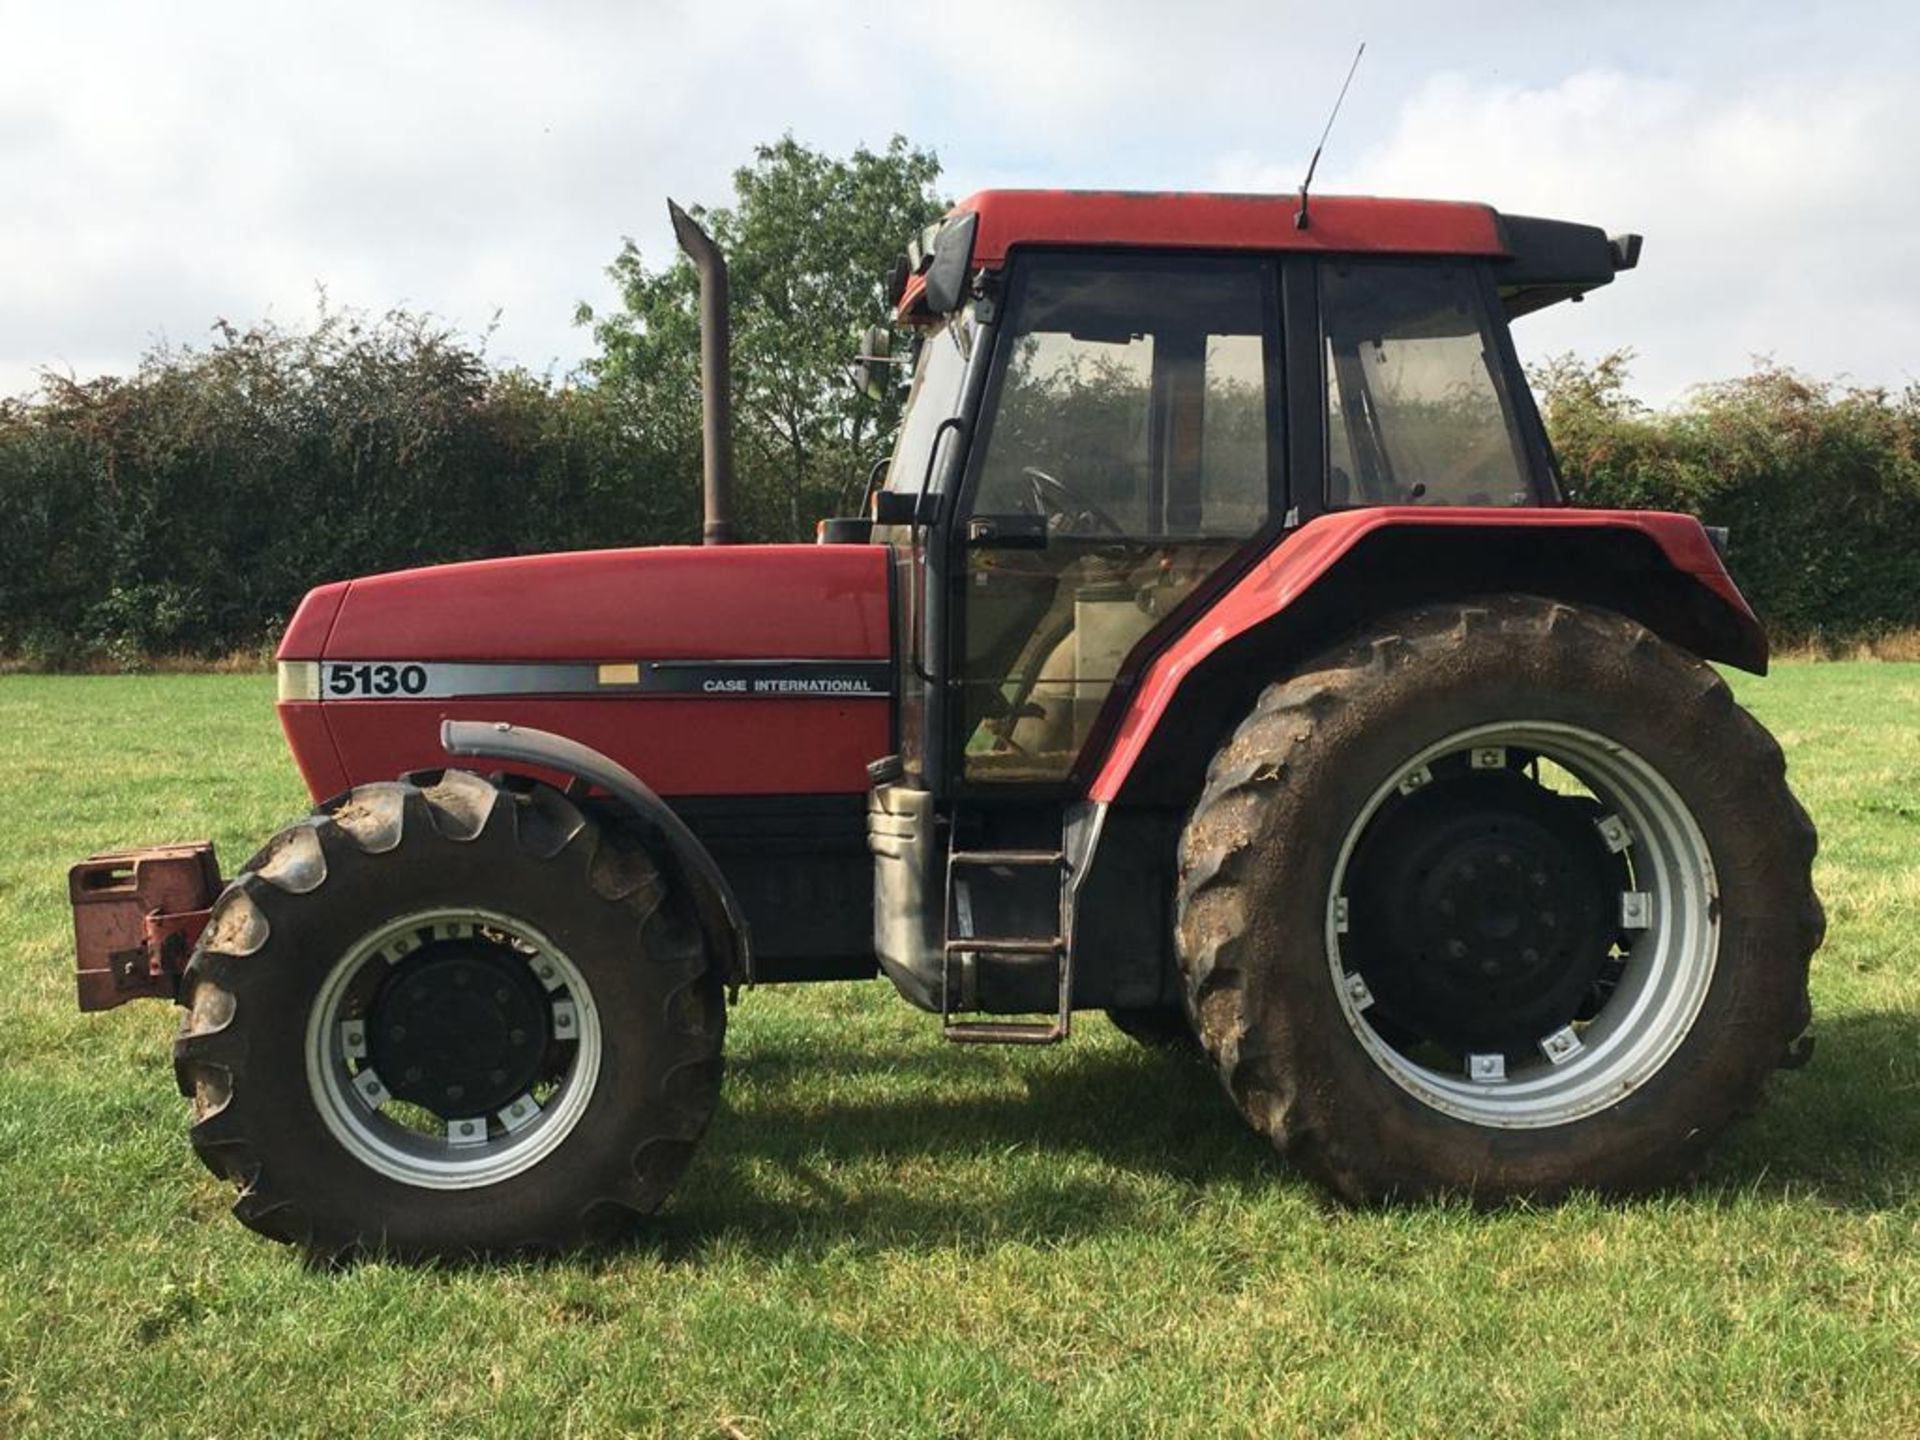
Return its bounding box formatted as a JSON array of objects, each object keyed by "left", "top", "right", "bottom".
[{"left": 326, "top": 662, "right": 429, "bottom": 697}]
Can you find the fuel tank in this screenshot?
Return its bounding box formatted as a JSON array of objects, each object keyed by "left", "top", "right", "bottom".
[{"left": 276, "top": 544, "right": 894, "bottom": 799}]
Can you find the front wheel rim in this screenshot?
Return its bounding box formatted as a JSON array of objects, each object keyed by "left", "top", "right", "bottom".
[
  {"left": 1325, "top": 721, "right": 1719, "bottom": 1129},
  {"left": 305, "top": 907, "right": 604, "bottom": 1189}
]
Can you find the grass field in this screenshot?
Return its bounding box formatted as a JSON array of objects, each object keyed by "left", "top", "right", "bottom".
[{"left": 1, "top": 667, "right": 1916, "bottom": 1438}]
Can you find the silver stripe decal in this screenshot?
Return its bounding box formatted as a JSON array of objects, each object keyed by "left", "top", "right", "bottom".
[{"left": 314, "top": 659, "right": 892, "bottom": 701}]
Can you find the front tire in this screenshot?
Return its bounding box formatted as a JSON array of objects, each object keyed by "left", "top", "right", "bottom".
[
  {"left": 1175, "top": 597, "right": 1822, "bottom": 1203},
  {"left": 173, "top": 771, "right": 725, "bottom": 1260}
]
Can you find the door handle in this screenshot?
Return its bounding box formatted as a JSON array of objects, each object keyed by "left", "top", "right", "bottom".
[{"left": 966, "top": 514, "right": 1049, "bottom": 549}]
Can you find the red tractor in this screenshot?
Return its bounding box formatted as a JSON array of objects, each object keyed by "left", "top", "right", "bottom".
[{"left": 71, "top": 188, "right": 1822, "bottom": 1260}]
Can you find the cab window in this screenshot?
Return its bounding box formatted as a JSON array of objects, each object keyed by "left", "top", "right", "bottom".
[
  {"left": 883, "top": 315, "right": 974, "bottom": 495},
  {"left": 1322, "top": 261, "right": 1537, "bottom": 508},
  {"left": 958, "top": 254, "right": 1277, "bottom": 784}
]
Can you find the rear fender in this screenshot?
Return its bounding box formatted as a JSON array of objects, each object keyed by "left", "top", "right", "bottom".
[
  {"left": 1087, "top": 508, "right": 1767, "bottom": 807},
  {"left": 440, "top": 721, "right": 752, "bottom": 986}
]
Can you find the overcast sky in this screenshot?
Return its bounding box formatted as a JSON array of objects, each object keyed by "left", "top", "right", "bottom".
[{"left": 4, "top": 0, "right": 1915, "bottom": 404}]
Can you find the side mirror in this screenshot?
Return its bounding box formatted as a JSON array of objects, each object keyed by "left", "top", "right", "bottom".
[
  {"left": 817, "top": 516, "right": 875, "bottom": 544},
  {"left": 871, "top": 490, "right": 922, "bottom": 526},
  {"left": 852, "top": 325, "right": 892, "bottom": 403}
]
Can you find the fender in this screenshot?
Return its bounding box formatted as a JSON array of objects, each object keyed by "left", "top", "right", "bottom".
[
  {"left": 1087, "top": 507, "right": 1768, "bottom": 805},
  {"left": 440, "top": 720, "right": 752, "bottom": 986}
]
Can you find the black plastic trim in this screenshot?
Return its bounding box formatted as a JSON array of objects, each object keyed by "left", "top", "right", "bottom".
[{"left": 924, "top": 211, "right": 979, "bottom": 313}]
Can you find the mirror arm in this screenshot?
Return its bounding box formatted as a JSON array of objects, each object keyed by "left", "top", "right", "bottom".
[{"left": 857, "top": 456, "right": 890, "bottom": 519}]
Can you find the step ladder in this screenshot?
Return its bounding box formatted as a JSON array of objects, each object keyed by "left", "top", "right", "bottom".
[{"left": 941, "top": 845, "right": 1071, "bottom": 1045}]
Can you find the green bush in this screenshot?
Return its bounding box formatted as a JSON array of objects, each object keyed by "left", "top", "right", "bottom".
[
  {"left": 1533, "top": 351, "right": 1920, "bottom": 641},
  {"left": 0, "top": 309, "right": 699, "bottom": 666}
]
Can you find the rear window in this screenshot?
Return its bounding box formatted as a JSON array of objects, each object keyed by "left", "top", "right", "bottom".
[{"left": 1322, "top": 261, "right": 1537, "bottom": 508}]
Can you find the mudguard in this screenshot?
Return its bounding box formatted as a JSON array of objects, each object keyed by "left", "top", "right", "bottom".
[
  {"left": 440, "top": 720, "right": 752, "bottom": 985},
  {"left": 1087, "top": 507, "right": 1767, "bottom": 805}
]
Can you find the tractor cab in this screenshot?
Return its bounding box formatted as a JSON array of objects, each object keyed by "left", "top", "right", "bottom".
[
  {"left": 857, "top": 190, "right": 1655, "bottom": 1041},
  {"left": 872, "top": 191, "right": 1620, "bottom": 795}
]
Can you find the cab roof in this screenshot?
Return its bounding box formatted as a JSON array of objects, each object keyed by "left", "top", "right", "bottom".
[
  {"left": 958, "top": 189, "right": 1507, "bottom": 264},
  {"left": 895, "top": 188, "right": 1638, "bottom": 321}
]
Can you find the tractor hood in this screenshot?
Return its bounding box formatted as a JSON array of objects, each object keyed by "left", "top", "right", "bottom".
[
  {"left": 274, "top": 544, "right": 894, "bottom": 800},
  {"left": 279, "top": 544, "right": 890, "bottom": 666}
]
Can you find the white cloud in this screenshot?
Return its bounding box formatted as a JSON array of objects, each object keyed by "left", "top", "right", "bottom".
[
  {"left": 1, "top": 2, "right": 1916, "bottom": 405},
  {"left": 1215, "top": 67, "right": 1920, "bottom": 402}
]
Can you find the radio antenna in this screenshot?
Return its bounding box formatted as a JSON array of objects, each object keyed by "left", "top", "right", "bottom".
[{"left": 1295, "top": 41, "right": 1366, "bottom": 231}]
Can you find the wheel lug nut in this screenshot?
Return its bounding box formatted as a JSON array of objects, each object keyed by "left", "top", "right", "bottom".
[
  {"left": 1447, "top": 940, "right": 1468, "bottom": 959},
  {"left": 1438, "top": 899, "right": 1456, "bottom": 917},
  {"left": 489, "top": 1068, "right": 506, "bottom": 1085},
  {"left": 447, "top": 1084, "right": 465, "bottom": 1100},
  {"left": 496, "top": 988, "right": 511, "bottom": 1004},
  {"left": 1522, "top": 947, "right": 1539, "bottom": 965},
  {"left": 510, "top": 1028, "right": 527, "bottom": 1046},
  {"left": 388, "top": 1025, "right": 406, "bottom": 1042},
  {"left": 1541, "top": 912, "right": 1557, "bottom": 928},
  {"left": 1479, "top": 959, "right": 1501, "bottom": 976},
  {"left": 405, "top": 1066, "right": 423, "bottom": 1083},
  {"left": 1531, "top": 872, "right": 1548, "bottom": 887}
]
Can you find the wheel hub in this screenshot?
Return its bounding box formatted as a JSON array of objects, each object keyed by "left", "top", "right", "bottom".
[
  {"left": 366, "top": 940, "right": 552, "bottom": 1116},
  {"left": 1346, "top": 768, "right": 1623, "bottom": 1055}
]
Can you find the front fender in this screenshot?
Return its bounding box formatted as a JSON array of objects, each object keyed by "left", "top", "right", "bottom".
[{"left": 441, "top": 720, "right": 752, "bottom": 986}]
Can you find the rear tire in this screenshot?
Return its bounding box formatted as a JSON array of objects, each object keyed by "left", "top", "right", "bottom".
[
  {"left": 173, "top": 771, "right": 725, "bottom": 1260},
  {"left": 1175, "top": 596, "right": 1822, "bottom": 1203}
]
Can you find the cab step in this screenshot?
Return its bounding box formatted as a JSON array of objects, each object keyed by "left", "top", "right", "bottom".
[
  {"left": 944, "top": 1018, "right": 1067, "bottom": 1045},
  {"left": 940, "top": 838, "right": 1072, "bottom": 1045},
  {"left": 947, "top": 849, "right": 1066, "bottom": 868}
]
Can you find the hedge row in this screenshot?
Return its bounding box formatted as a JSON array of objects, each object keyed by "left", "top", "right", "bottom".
[
  {"left": 1533, "top": 352, "right": 1920, "bottom": 641},
  {"left": 2, "top": 330, "right": 1914, "bottom": 667},
  {"left": 0, "top": 313, "right": 701, "bottom": 666}
]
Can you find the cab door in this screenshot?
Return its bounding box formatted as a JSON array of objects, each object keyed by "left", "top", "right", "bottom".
[
  {"left": 872, "top": 307, "right": 989, "bottom": 790},
  {"left": 943, "top": 252, "right": 1284, "bottom": 790}
]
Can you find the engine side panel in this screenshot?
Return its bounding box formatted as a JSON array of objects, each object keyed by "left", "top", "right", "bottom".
[{"left": 316, "top": 695, "right": 887, "bottom": 797}]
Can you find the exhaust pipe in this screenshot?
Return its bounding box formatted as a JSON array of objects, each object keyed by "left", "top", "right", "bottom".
[{"left": 668, "top": 199, "right": 737, "bottom": 545}]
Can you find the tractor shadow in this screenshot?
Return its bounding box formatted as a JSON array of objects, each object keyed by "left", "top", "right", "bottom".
[
  {"left": 630, "top": 1008, "right": 1920, "bottom": 1263},
  {"left": 1690, "top": 1008, "right": 1920, "bottom": 1210},
  {"left": 640, "top": 1038, "right": 1272, "bottom": 1262}
]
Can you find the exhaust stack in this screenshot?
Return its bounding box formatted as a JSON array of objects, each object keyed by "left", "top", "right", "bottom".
[{"left": 668, "top": 200, "right": 737, "bottom": 545}]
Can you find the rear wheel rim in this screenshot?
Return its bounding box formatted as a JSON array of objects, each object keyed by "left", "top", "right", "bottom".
[
  {"left": 305, "top": 907, "right": 604, "bottom": 1189},
  {"left": 1325, "top": 721, "right": 1719, "bottom": 1129}
]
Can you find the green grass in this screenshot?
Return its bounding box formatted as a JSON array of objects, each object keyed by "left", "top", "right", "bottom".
[{"left": 1, "top": 668, "right": 1916, "bottom": 1438}]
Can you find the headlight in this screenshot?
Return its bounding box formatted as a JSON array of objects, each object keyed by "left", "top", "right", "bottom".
[{"left": 277, "top": 661, "right": 321, "bottom": 701}]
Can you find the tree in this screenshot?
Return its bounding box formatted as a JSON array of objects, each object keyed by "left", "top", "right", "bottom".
[{"left": 581, "top": 135, "right": 948, "bottom": 540}]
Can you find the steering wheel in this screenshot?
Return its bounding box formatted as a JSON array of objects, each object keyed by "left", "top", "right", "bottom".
[{"left": 1021, "top": 466, "right": 1126, "bottom": 538}]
